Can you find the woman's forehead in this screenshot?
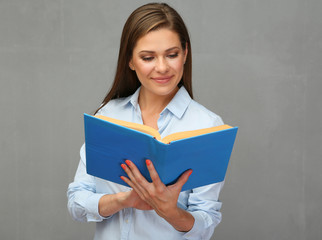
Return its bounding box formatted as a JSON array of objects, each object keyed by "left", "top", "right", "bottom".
[{"left": 133, "top": 29, "right": 181, "bottom": 53}]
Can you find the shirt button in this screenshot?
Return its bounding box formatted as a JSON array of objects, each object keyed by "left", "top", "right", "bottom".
[{"left": 125, "top": 219, "right": 129, "bottom": 224}]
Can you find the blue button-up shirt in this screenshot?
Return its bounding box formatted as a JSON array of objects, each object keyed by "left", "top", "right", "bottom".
[{"left": 67, "top": 87, "right": 225, "bottom": 240}]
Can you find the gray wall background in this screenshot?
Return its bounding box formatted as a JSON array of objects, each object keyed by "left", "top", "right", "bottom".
[{"left": 1, "top": 0, "right": 321, "bottom": 239}]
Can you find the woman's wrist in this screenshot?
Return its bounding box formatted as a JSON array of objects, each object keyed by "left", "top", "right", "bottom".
[
  {"left": 117, "top": 191, "right": 131, "bottom": 208},
  {"left": 98, "top": 192, "right": 128, "bottom": 217},
  {"left": 162, "top": 207, "right": 195, "bottom": 232}
]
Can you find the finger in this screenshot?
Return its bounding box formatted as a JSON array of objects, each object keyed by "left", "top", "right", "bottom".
[
  {"left": 120, "top": 176, "right": 138, "bottom": 192},
  {"left": 120, "top": 176, "right": 147, "bottom": 200},
  {"left": 123, "top": 160, "right": 151, "bottom": 200},
  {"left": 121, "top": 163, "right": 147, "bottom": 194},
  {"left": 145, "top": 159, "right": 164, "bottom": 190},
  {"left": 125, "top": 160, "right": 149, "bottom": 188},
  {"left": 173, "top": 169, "right": 192, "bottom": 191},
  {"left": 120, "top": 175, "right": 133, "bottom": 187},
  {"left": 121, "top": 163, "right": 135, "bottom": 181}
]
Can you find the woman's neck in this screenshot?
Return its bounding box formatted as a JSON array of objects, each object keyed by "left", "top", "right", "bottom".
[
  {"left": 138, "top": 87, "right": 178, "bottom": 114},
  {"left": 138, "top": 87, "right": 179, "bottom": 129}
]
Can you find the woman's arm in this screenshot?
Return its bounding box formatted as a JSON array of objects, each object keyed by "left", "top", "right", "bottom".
[
  {"left": 67, "top": 144, "right": 151, "bottom": 222},
  {"left": 67, "top": 157, "right": 107, "bottom": 222}
]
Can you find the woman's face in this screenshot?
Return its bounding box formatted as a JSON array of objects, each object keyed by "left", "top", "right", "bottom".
[{"left": 129, "top": 28, "right": 187, "bottom": 99}]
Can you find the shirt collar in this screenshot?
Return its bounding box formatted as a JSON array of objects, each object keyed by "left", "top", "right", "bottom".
[
  {"left": 163, "top": 86, "right": 192, "bottom": 119},
  {"left": 125, "top": 86, "right": 192, "bottom": 119},
  {"left": 128, "top": 87, "right": 141, "bottom": 110}
]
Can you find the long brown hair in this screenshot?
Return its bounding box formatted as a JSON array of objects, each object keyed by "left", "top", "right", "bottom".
[{"left": 94, "top": 3, "right": 193, "bottom": 114}]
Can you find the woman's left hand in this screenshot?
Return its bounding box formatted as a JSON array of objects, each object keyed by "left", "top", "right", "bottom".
[{"left": 120, "top": 159, "right": 194, "bottom": 231}]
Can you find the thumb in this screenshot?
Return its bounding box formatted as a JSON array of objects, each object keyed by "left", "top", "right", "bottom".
[{"left": 174, "top": 169, "right": 193, "bottom": 190}]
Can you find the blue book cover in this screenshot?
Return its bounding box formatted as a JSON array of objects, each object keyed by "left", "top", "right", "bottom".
[{"left": 84, "top": 113, "right": 238, "bottom": 191}]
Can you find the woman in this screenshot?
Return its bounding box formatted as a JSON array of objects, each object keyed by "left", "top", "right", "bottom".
[{"left": 68, "top": 3, "right": 225, "bottom": 240}]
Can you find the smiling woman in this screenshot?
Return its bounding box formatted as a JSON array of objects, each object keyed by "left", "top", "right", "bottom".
[
  {"left": 67, "top": 3, "right": 226, "bottom": 240},
  {"left": 130, "top": 29, "right": 187, "bottom": 97},
  {"left": 93, "top": 2, "right": 193, "bottom": 116},
  {"left": 129, "top": 29, "right": 188, "bottom": 129}
]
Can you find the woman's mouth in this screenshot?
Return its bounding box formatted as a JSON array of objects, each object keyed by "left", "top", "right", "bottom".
[{"left": 151, "top": 76, "right": 173, "bottom": 84}]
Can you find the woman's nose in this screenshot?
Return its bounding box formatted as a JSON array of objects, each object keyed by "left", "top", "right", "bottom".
[{"left": 155, "top": 58, "right": 169, "bottom": 73}]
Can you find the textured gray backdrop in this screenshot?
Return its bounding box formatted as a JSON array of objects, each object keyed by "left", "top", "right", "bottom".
[{"left": 0, "top": 0, "right": 321, "bottom": 239}]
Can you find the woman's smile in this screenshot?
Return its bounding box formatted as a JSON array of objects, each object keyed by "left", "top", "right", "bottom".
[{"left": 151, "top": 75, "right": 174, "bottom": 84}]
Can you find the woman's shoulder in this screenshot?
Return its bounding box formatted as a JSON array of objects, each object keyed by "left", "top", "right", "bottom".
[
  {"left": 184, "top": 99, "right": 224, "bottom": 128},
  {"left": 96, "top": 96, "right": 131, "bottom": 118}
]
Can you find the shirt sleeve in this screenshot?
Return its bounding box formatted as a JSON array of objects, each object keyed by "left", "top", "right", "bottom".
[
  {"left": 67, "top": 144, "right": 109, "bottom": 222},
  {"left": 183, "top": 182, "right": 224, "bottom": 240},
  {"left": 183, "top": 115, "right": 225, "bottom": 240}
]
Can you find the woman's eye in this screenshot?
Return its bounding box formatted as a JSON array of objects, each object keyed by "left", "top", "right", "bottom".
[
  {"left": 142, "top": 56, "right": 154, "bottom": 61},
  {"left": 168, "top": 53, "right": 179, "bottom": 59}
]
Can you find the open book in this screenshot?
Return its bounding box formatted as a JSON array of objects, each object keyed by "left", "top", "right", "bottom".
[{"left": 84, "top": 113, "right": 238, "bottom": 191}]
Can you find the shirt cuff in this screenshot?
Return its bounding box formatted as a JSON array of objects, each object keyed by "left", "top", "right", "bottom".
[
  {"left": 84, "top": 193, "right": 110, "bottom": 222},
  {"left": 182, "top": 211, "right": 205, "bottom": 240}
]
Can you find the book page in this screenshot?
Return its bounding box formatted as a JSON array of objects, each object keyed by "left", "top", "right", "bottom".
[
  {"left": 95, "top": 115, "right": 161, "bottom": 140},
  {"left": 161, "top": 124, "right": 233, "bottom": 144}
]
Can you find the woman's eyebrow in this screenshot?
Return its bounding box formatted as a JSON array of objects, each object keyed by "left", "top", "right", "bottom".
[
  {"left": 138, "top": 47, "right": 180, "bottom": 54},
  {"left": 165, "top": 47, "right": 180, "bottom": 52}
]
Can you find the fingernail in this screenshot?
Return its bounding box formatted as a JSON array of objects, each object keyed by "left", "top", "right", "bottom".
[
  {"left": 120, "top": 176, "right": 125, "bottom": 181},
  {"left": 146, "top": 159, "right": 151, "bottom": 166},
  {"left": 188, "top": 170, "right": 193, "bottom": 176},
  {"left": 125, "top": 160, "right": 131, "bottom": 166},
  {"left": 121, "top": 164, "right": 126, "bottom": 170}
]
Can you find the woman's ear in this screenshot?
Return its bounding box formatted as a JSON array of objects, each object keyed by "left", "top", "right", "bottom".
[
  {"left": 184, "top": 42, "right": 188, "bottom": 64},
  {"left": 129, "top": 60, "right": 135, "bottom": 71}
]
